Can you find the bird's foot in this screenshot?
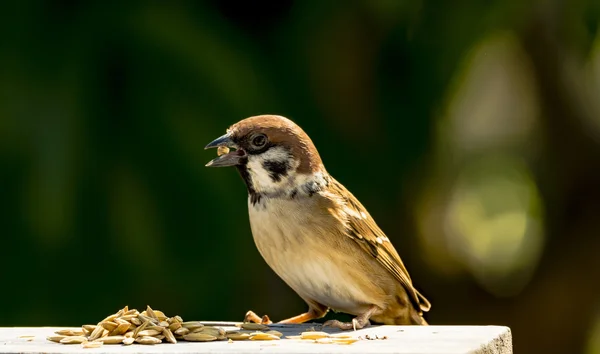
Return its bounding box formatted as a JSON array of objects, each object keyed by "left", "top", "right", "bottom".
[
  {"left": 244, "top": 310, "right": 272, "bottom": 324},
  {"left": 322, "top": 318, "right": 370, "bottom": 331}
]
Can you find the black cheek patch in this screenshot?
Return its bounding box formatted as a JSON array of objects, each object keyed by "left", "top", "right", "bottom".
[{"left": 262, "top": 160, "right": 290, "bottom": 183}]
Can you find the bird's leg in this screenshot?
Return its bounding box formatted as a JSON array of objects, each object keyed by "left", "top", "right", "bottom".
[
  {"left": 244, "top": 310, "right": 272, "bottom": 324},
  {"left": 322, "top": 305, "right": 379, "bottom": 331},
  {"left": 278, "top": 310, "right": 323, "bottom": 324}
]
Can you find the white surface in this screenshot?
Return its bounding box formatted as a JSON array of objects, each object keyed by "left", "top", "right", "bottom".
[{"left": 0, "top": 323, "right": 512, "bottom": 354}]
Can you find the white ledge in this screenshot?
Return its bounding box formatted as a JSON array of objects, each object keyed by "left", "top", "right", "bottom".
[{"left": 0, "top": 323, "right": 512, "bottom": 354}]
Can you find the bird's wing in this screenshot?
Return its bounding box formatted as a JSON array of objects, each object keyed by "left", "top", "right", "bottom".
[{"left": 325, "top": 178, "right": 431, "bottom": 312}]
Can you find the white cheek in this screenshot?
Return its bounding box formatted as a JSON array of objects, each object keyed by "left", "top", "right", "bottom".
[{"left": 246, "top": 147, "right": 298, "bottom": 193}]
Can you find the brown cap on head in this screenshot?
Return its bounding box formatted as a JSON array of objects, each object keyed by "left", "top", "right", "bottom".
[{"left": 228, "top": 115, "right": 324, "bottom": 174}]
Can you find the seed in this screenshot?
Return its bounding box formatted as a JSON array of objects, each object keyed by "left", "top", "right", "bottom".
[
  {"left": 136, "top": 336, "right": 162, "bottom": 345},
  {"left": 153, "top": 310, "right": 167, "bottom": 321},
  {"left": 88, "top": 325, "right": 105, "bottom": 341},
  {"left": 111, "top": 322, "right": 130, "bottom": 335},
  {"left": 133, "top": 320, "right": 149, "bottom": 338},
  {"left": 330, "top": 333, "right": 353, "bottom": 339},
  {"left": 94, "top": 335, "right": 125, "bottom": 344},
  {"left": 47, "top": 335, "right": 67, "bottom": 343},
  {"left": 197, "top": 327, "right": 225, "bottom": 338},
  {"left": 81, "top": 341, "right": 103, "bottom": 348},
  {"left": 146, "top": 305, "right": 157, "bottom": 319},
  {"left": 100, "top": 321, "right": 117, "bottom": 332},
  {"left": 217, "top": 146, "right": 230, "bottom": 156},
  {"left": 332, "top": 338, "right": 359, "bottom": 345},
  {"left": 60, "top": 336, "right": 87, "bottom": 344},
  {"left": 183, "top": 333, "right": 217, "bottom": 342},
  {"left": 315, "top": 338, "right": 333, "bottom": 344},
  {"left": 122, "top": 337, "right": 135, "bottom": 345},
  {"left": 168, "top": 322, "right": 182, "bottom": 331},
  {"left": 226, "top": 332, "right": 251, "bottom": 341},
  {"left": 130, "top": 317, "right": 142, "bottom": 326},
  {"left": 301, "top": 331, "right": 330, "bottom": 340},
  {"left": 82, "top": 325, "right": 97, "bottom": 332},
  {"left": 154, "top": 335, "right": 165, "bottom": 340},
  {"left": 174, "top": 327, "right": 189, "bottom": 336},
  {"left": 266, "top": 330, "right": 283, "bottom": 338},
  {"left": 163, "top": 328, "right": 177, "bottom": 344},
  {"left": 286, "top": 335, "right": 302, "bottom": 339},
  {"left": 240, "top": 323, "right": 268, "bottom": 330},
  {"left": 138, "top": 314, "right": 158, "bottom": 324},
  {"left": 250, "top": 333, "right": 280, "bottom": 341},
  {"left": 137, "top": 329, "right": 161, "bottom": 337},
  {"left": 173, "top": 315, "right": 183, "bottom": 323},
  {"left": 159, "top": 321, "right": 169, "bottom": 328},
  {"left": 123, "top": 309, "right": 139, "bottom": 316},
  {"left": 55, "top": 329, "right": 84, "bottom": 336},
  {"left": 182, "top": 321, "right": 204, "bottom": 330}
]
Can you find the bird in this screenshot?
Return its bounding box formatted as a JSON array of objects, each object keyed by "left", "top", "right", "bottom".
[{"left": 204, "top": 114, "right": 431, "bottom": 329}]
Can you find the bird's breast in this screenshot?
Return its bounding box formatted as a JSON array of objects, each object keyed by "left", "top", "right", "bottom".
[{"left": 247, "top": 196, "right": 385, "bottom": 314}]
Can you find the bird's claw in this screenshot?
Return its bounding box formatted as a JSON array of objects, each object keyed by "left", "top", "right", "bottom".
[
  {"left": 322, "top": 318, "right": 370, "bottom": 331},
  {"left": 244, "top": 310, "right": 272, "bottom": 324}
]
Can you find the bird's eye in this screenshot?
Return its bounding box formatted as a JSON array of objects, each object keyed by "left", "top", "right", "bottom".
[{"left": 252, "top": 134, "right": 267, "bottom": 148}]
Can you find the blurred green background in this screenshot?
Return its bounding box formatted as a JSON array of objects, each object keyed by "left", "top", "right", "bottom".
[{"left": 2, "top": 1, "right": 600, "bottom": 353}]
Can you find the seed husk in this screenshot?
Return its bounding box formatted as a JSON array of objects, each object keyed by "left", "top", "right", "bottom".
[
  {"left": 240, "top": 323, "right": 269, "bottom": 330},
  {"left": 47, "top": 335, "right": 67, "bottom": 343},
  {"left": 173, "top": 315, "right": 183, "bottom": 323},
  {"left": 94, "top": 335, "right": 125, "bottom": 344},
  {"left": 301, "top": 331, "right": 330, "bottom": 340},
  {"left": 183, "top": 333, "right": 218, "bottom": 342},
  {"left": 60, "top": 336, "right": 87, "bottom": 344},
  {"left": 136, "top": 336, "right": 162, "bottom": 345},
  {"left": 130, "top": 317, "right": 142, "bottom": 326},
  {"left": 82, "top": 341, "right": 103, "bottom": 348}
]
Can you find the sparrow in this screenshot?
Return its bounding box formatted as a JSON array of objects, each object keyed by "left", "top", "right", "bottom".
[{"left": 205, "top": 115, "right": 431, "bottom": 329}]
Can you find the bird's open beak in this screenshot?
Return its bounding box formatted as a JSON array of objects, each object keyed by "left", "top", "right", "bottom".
[{"left": 204, "top": 133, "right": 246, "bottom": 167}]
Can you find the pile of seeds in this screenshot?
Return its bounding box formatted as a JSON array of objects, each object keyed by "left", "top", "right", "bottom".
[{"left": 46, "top": 306, "right": 284, "bottom": 348}]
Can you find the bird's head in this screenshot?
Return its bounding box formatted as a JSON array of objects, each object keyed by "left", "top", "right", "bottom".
[{"left": 205, "top": 115, "right": 327, "bottom": 196}]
